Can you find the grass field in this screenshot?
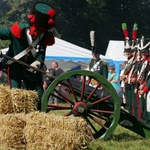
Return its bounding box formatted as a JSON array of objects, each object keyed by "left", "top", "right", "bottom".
[
  {"left": 48, "top": 104, "right": 150, "bottom": 150},
  {"left": 88, "top": 125, "right": 150, "bottom": 150},
  {"left": 48, "top": 108, "right": 150, "bottom": 150}
]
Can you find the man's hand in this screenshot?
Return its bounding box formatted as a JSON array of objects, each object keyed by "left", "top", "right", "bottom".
[
  {"left": 120, "top": 75, "right": 126, "bottom": 81},
  {"left": 138, "top": 90, "right": 144, "bottom": 95},
  {"left": 130, "top": 77, "right": 136, "bottom": 83},
  {"left": 139, "top": 84, "right": 144, "bottom": 90},
  {"left": 28, "top": 60, "right": 41, "bottom": 73}
]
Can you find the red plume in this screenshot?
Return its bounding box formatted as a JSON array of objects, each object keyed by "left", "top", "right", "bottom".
[
  {"left": 132, "top": 23, "right": 138, "bottom": 40},
  {"left": 122, "top": 23, "right": 128, "bottom": 40}
]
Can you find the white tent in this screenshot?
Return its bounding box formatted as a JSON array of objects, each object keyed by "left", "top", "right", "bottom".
[
  {"left": 45, "top": 37, "right": 113, "bottom": 71},
  {"left": 45, "top": 37, "right": 110, "bottom": 62},
  {"left": 105, "top": 40, "right": 126, "bottom": 61}
]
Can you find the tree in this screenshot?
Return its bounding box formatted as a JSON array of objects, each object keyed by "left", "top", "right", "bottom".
[
  {"left": 106, "top": 0, "right": 150, "bottom": 40},
  {"left": 0, "top": 0, "right": 150, "bottom": 54}
]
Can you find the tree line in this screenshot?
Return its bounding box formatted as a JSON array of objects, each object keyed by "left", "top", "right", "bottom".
[{"left": 0, "top": 0, "right": 150, "bottom": 54}]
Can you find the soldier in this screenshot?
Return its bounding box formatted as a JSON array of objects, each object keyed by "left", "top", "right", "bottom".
[
  {"left": 120, "top": 39, "right": 134, "bottom": 115},
  {"left": 88, "top": 50, "right": 108, "bottom": 79},
  {"left": 138, "top": 58, "right": 150, "bottom": 126},
  {"left": 129, "top": 39, "right": 142, "bottom": 118},
  {"left": 88, "top": 31, "right": 108, "bottom": 80},
  {"left": 120, "top": 23, "right": 139, "bottom": 117},
  {"left": 135, "top": 37, "right": 150, "bottom": 123},
  {"left": 0, "top": 2, "right": 56, "bottom": 110}
]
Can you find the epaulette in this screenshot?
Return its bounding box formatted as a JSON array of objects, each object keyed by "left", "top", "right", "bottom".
[
  {"left": 10, "top": 23, "right": 29, "bottom": 39},
  {"left": 102, "top": 60, "right": 107, "bottom": 65}
]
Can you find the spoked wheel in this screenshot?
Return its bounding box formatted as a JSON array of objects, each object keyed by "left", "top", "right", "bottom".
[{"left": 42, "top": 70, "right": 120, "bottom": 140}]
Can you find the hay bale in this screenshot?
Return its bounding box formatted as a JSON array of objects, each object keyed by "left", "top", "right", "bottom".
[
  {"left": 0, "top": 113, "right": 26, "bottom": 149},
  {"left": 0, "top": 84, "right": 39, "bottom": 114},
  {"left": 0, "top": 85, "right": 13, "bottom": 114},
  {"left": 25, "top": 112, "right": 88, "bottom": 131},
  {"left": 24, "top": 112, "right": 90, "bottom": 150},
  {"left": 11, "top": 88, "right": 38, "bottom": 113}
]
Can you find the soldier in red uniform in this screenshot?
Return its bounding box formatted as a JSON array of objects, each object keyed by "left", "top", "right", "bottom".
[
  {"left": 120, "top": 23, "right": 139, "bottom": 117},
  {"left": 136, "top": 37, "right": 150, "bottom": 123}
]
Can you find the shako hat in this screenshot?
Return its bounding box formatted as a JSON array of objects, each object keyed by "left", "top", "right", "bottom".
[
  {"left": 124, "top": 38, "right": 132, "bottom": 51},
  {"left": 92, "top": 45, "right": 100, "bottom": 54},
  {"left": 131, "top": 38, "right": 140, "bottom": 51},
  {"left": 122, "top": 23, "right": 138, "bottom": 52},
  {"left": 138, "top": 36, "right": 150, "bottom": 53},
  {"left": 90, "top": 30, "right": 100, "bottom": 54},
  {"left": 28, "top": 2, "right": 56, "bottom": 32}
]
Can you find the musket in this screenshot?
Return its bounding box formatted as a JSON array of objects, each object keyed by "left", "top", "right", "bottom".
[
  {"left": 131, "top": 61, "right": 140, "bottom": 78},
  {"left": 136, "top": 59, "right": 148, "bottom": 85},
  {"left": 123, "top": 56, "right": 134, "bottom": 75}
]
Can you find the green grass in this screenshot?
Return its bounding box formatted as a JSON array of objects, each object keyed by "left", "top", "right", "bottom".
[
  {"left": 48, "top": 105, "right": 150, "bottom": 150},
  {"left": 88, "top": 125, "right": 150, "bottom": 150}
]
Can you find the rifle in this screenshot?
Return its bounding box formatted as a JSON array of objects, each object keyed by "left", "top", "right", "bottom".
[
  {"left": 123, "top": 56, "right": 134, "bottom": 75},
  {"left": 139, "top": 66, "right": 147, "bottom": 84},
  {"left": 137, "top": 59, "right": 148, "bottom": 85},
  {"left": 131, "top": 61, "right": 139, "bottom": 78}
]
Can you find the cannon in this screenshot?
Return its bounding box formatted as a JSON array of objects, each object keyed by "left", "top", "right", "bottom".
[
  {"left": 1, "top": 53, "right": 150, "bottom": 140},
  {"left": 42, "top": 70, "right": 150, "bottom": 140}
]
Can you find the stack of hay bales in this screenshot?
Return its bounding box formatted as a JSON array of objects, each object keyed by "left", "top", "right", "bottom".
[
  {"left": 0, "top": 112, "right": 90, "bottom": 150},
  {"left": 0, "top": 85, "right": 91, "bottom": 150}
]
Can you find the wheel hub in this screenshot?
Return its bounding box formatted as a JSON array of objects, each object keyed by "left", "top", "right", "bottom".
[{"left": 73, "top": 102, "right": 88, "bottom": 117}]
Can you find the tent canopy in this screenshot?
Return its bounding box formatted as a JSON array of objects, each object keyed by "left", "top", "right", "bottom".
[
  {"left": 105, "top": 40, "right": 126, "bottom": 61},
  {"left": 45, "top": 37, "right": 111, "bottom": 62},
  {"left": 45, "top": 37, "right": 113, "bottom": 71}
]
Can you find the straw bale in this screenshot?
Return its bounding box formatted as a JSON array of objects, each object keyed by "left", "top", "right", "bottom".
[
  {"left": 0, "top": 85, "right": 13, "bottom": 114},
  {"left": 0, "top": 113, "right": 26, "bottom": 149},
  {"left": 11, "top": 88, "right": 38, "bottom": 113},
  {"left": 25, "top": 111, "right": 88, "bottom": 132},
  {"left": 0, "top": 84, "right": 39, "bottom": 114},
  {"left": 24, "top": 112, "right": 90, "bottom": 150}
]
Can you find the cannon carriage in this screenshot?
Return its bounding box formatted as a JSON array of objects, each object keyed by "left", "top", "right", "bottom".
[{"left": 42, "top": 70, "right": 150, "bottom": 140}]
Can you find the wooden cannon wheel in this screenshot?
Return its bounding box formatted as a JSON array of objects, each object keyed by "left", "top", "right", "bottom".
[{"left": 42, "top": 70, "right": 120, "bottom": 140}]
